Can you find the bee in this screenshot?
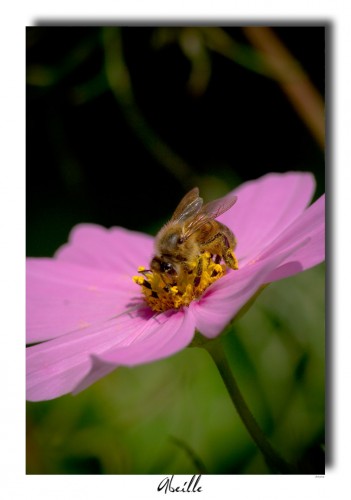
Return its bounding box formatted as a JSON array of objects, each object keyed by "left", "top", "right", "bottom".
[{"left": 150, "top": 187, "right": 238, "bottom": 285}]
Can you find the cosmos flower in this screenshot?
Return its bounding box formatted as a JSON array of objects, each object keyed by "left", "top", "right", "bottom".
[{"left": 26, "top": 172, "right": 325, "bottom": 401}]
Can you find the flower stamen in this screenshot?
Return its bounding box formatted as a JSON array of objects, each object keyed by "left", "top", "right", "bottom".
[{"left": 133, "top": 251, "right": 234, "bottom": 312}]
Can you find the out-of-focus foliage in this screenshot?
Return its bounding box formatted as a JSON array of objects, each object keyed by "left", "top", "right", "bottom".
[
  {"left": 26, "top": 26, "right": 325, "bottom": 256},
  {"left": 26, "top": 26, "right": 325, "bottom": 474}
]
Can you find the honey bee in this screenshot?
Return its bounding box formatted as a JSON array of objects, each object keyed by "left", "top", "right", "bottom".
[{"left": 150, "top": 187, "right": 238, "bottom": 284}]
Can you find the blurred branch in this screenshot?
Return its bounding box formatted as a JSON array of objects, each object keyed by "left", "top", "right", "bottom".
[
  {"left": 70, "top": 71, "right": 108, "bottom": 105},
  {"left": 179, "top": 28, "right": 212, "bottom": 96},
  {"left": 243, "top": 27, "right": 325, "bottom": 149},
  {"left": 205, "top": 338, "right": 297, "bottom": 474},
  {"left": 200, "top": 27, "right": 324, "bottom": 150},
  {"left": 153, "top": 27, "right": 212, "bottom": 96},
  {"left": 169, "top": 436, "right": 208, "bottom": 473},
  {"left": 200, "top": 27, "right": 273, "bottom": 77},
  {"left": 102, "top": 27, "right": 197, "bottom": 188},
  {"left": 27, "top": 32, "right": 100, "bottom": 87}
]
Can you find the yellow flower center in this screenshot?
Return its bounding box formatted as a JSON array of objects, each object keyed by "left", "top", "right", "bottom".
[{"left": 133, "top": 251, "right": 236, "bottom": 312}]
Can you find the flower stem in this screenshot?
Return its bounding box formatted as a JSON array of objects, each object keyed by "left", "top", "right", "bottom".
[{"left": 204, "top": 339, "right": 296, "bottom": 474}]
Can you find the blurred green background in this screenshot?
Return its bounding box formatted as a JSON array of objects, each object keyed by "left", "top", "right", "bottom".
[{"left": 26, "top": 26, "right": 325, "bottom": 474}]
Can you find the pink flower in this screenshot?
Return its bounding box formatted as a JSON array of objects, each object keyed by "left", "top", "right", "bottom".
[{"left": 26, "top": 172, "right": 325, "bottom": 401}]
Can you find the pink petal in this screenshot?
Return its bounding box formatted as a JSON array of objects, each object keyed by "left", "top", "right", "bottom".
[
  {"left": 190, "top": 239, "right": 309, "bottom": 338},
  {"left": 55, "top": 224, "right": 154, "bottom": 274},
  {"left": 219, "top": 172, "right": 316, "bottom": 264},
  {"left": 73, "top": 308, "right": 195, "bottom": 394},
  {"left": 27, "top": 306, "right": 151, "bottom": 401},
  {"left": 26, "top": 258, "right": 139, "bottom": 343},
  {"left": 259, "top": 194, "right": 325, "bottom": 281},
  {"left": 26, "top": 307, "right": 195, "bottom": 401}
]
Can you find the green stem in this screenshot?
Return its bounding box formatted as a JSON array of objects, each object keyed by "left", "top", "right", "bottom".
[{"left": 204, "top": 339, "right": 296, "bottom": 474}]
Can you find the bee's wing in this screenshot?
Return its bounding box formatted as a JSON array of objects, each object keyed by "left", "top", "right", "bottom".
[
  {"left": 170, "top": 187, "right": 203, "bottom": 222},
  {"left": 183, "top": 192, "right": 237, "bottom": 238},
  {"left": 200, "top": 193, "right": 238, "bottom": 219}
]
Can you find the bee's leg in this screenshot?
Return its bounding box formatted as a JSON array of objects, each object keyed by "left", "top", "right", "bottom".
[
  {"left": 214, "top": 255, "right": 221, "bottom": 264},
  {"left": 193, "top": 256, "right": 203, "bottom": 287},
  {"left": 204, "top": 232, "right": 239, "bottom": 270},
  {"left": 223, "top": 248, "right": 239, "bottom": 270},
  {"left": 221, "top": 235, "right": 238, "bottom": 270}
]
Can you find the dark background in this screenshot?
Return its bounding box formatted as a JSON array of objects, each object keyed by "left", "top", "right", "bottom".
[
  {"left": 26, "top": 26, "right": 325, "bottom": 257},
  {"left": 26, "top": 26, "right": 325, "bottom": 475}
]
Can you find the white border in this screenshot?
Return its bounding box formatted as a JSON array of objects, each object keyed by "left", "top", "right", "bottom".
[{"left": 1, "top": 1, "right": 350, "bottom": 499}]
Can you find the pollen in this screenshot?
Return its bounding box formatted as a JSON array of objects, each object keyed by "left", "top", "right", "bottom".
[{"left": 132, "top": 251, "right": 232, "bottom": 313}]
